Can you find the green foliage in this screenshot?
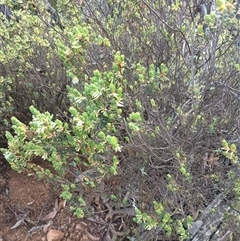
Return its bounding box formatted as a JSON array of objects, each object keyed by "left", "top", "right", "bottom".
[
  {"left": 221, "top": 139, "right": 238, "bottom": 164},
  {"left": 133, "top": 201, "right": 191, "bottom": 240},
  {"left": 1, "top": 49, "right": 125, "bottom": 214}
]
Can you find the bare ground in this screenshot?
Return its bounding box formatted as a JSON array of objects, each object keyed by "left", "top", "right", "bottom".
[{"left": 0, "top": 155, "right": 109, "bottom": 241}]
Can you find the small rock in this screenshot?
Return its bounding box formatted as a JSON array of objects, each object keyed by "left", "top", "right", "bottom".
[
  {"left": 47, "top": 229, "right": 64, "bottom": 241},
  {"left": 60, "top": 224, "right": 67, "bottom": 230},
  {"left": 82, "top": 234, "right": 89, "bottom": 241},
  {"left": 68, "top": 227, "right": 73, "bottom": 233},
  {"left": 43, "top": 226, "right": 49, "bottom": 233},
  {"left": 75, "top": 223, "right": 82, "bottom": 230}
]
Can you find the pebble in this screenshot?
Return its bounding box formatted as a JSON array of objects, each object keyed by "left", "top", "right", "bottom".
[
  {"left": 47, "top": 229, "right": 64, "bottom": 241},
  {"left": 60, "top": 224, "right": 67, "bottom": 230},
  {"left": 82, "top": 234, "right": 89, "bottom": 241},
  {"left": 75, "top": 223, "right": 82, "bottom": 230},
  {"left": 43, "top": 226, "right": 49, "bottom": 234}
]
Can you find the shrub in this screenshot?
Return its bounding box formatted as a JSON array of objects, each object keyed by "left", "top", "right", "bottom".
[
  {"left": 1, "top": 0, "right": 240, "bottom": 240},
  {"left": 1, "top": 50, "right": 124, "bottom": 216}
]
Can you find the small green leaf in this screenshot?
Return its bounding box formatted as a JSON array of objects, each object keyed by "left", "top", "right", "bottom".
[{"left": 230, "top": 143, "right": 237, "bottom": 152}]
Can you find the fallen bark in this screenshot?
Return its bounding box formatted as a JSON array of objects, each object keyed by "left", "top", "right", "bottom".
[{"left": 187, "top": 166, "right": 240, "bottom": 241}]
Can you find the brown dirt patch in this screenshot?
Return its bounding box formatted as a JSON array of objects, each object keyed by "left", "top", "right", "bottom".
[{"left": 0, "top": 156, "right": 107, "bottom": 241}]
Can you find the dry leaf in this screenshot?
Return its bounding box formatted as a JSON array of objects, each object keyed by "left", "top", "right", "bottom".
[
  {"left": 28, "top": 221, "right": 51, "bottom": 233},
  {"left": 61, "top": 200, "right": 66, "bottom": 208},
  {"left": 10, "top": 219, "right": 24, "bottom": 229},
  {"left": 10, "top": 212, "right": 29, "bottom": 229},
  {"left": 94, "top": 196, "right": 100, "bottom": 205},
  {"left": 41, "top": 210, "right": 57, "bottom": 222},
  {"left": 105, "top": 203, "right": 135, "bottom": 221},
  {"left": 41, "top": 199, "right": 65, "bottom": 222},
  {"left": 208, "top": 153, "right": 220, "bottom": 166},
  {"left": 109, "top": 224, "right": 126, "bottom": 236},
  {"left": 85, "top": 230, "right": 100, "bottom": 241}
]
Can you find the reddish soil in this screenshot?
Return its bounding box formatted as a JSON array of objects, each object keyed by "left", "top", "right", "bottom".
[{"left": 0, "top": 156, "right": 105, "bottom": 241}]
